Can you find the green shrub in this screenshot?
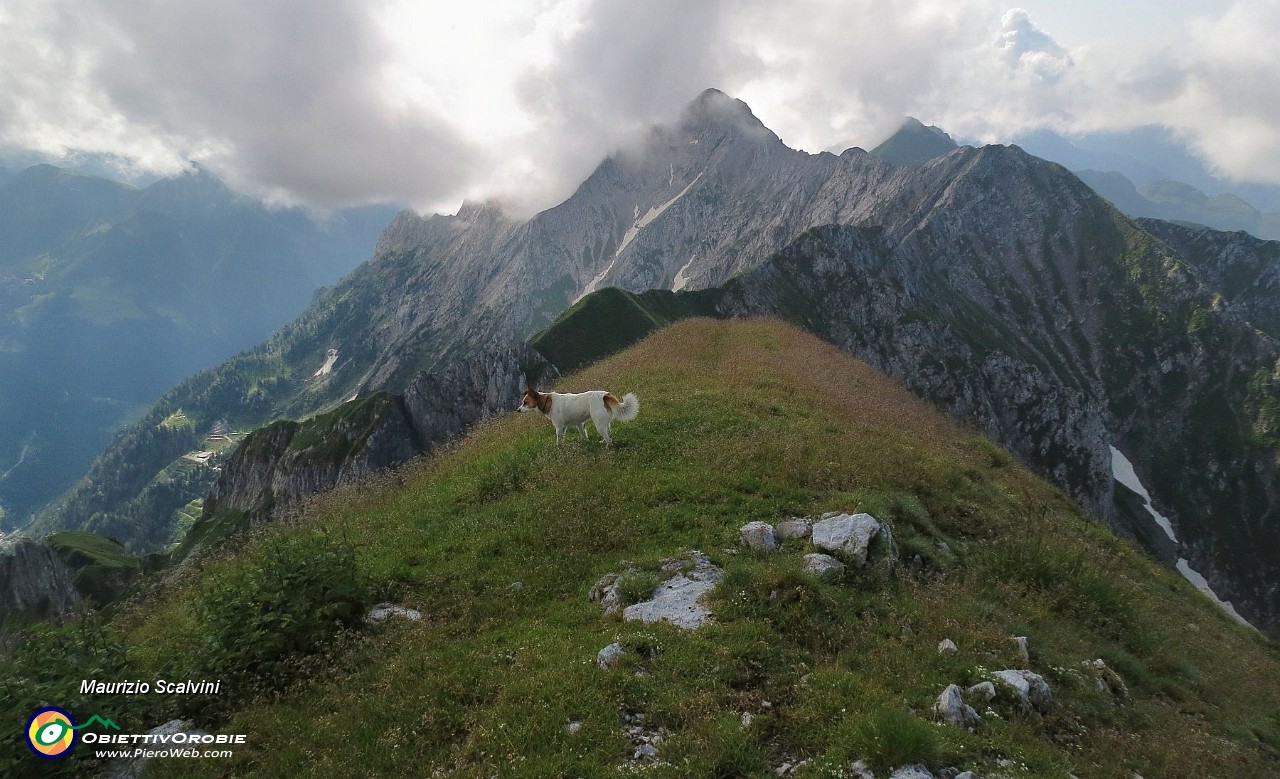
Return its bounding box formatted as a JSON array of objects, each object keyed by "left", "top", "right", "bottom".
[
  {"left": 198, "top": 533, "right": 368, "bottom": 690},
  {"left": 0, "top": 618, "right": 162, "bottom": 777},
  {"left": 616, "top": 571, "right": 662, "bottom": 605},
  {"left": 853, "top": 708, "right": 942, "bottom": 771}
]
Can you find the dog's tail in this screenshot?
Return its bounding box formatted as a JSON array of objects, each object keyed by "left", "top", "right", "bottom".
[{"left": 607, "top": 392, "right": 640, "bottom": 422}]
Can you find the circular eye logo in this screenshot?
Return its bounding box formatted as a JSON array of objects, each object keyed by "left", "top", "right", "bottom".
[{"left": 26, "top": 707, "right": 77, "bottom": 759}]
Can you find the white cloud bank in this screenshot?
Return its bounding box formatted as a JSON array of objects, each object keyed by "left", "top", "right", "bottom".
[{"left": 0, "top": 0, "right": 1275, "bottom": 214}]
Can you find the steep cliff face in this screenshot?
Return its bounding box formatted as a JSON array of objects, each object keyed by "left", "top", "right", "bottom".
[
  {"left": 1137, "top": 218, "right": 1280, "bottom": 338},
  {"left": 0, "top": 539, "right": 81, "bottom": 627},
  {"left": 530, "top": 167, "right": 1280, "bottom": 633},
  {"left": 192, "top": 347, "right": 555, "bottom": 547},
  {"left": 35, "top": 90, "right": 1280, "bottom": 636},
  {"left": 199, "top": 394, "right": 420, "bottom": 521},
  {"left": 710, "top": 208, "right": 1280, "bottom": 633}
]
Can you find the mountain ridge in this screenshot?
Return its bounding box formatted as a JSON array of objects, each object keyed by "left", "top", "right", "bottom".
[
  {"left": 0, "top": 163, "right": 397, "bottom": 528},
  {"left": 7, "top": 318, "right": 1278, "bottom": 777},
  {"left": 29, "top": 90, "right": 1280, "bottom": 635}
]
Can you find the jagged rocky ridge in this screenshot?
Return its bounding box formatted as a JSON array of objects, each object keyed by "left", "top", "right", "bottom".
[
  {"left": 191, "top": 346, "right": 555, "bottom": 545},
  {"left": 529, "top": 193, "right": 1280, "bottom": 633},
  {"left": 0, "top": 539, "right": 81, "bottom": 628},
  {"left": 710, "top": 218, "right": 1280, "bottom": 634},
  {"left": 35, "top": 89, "right": 1280, "bottom": 635}
]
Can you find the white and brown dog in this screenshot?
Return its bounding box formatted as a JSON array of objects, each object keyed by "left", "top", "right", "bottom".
[{"left": 518, "top": 387, "right": 639, "bottom": 445}]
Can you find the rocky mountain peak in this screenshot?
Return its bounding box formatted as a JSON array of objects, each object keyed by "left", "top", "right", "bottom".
[
  {"left": 871, "top": 116, "right": 960, "bottom": 166},
  {"left": 676, "top": 87, "right": 779, "bottom": 145},
  {"left": 455, "top": 198, "right": 507, "bottom": 220}
]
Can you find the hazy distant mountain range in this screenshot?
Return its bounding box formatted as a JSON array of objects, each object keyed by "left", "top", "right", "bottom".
[
  {"left": 25, "top": 90, "right": 1280, "bottom": 637},
  {"left": 1010, "top": 127, "right": 1280, "bottom": 240},
  {"left": 0, "top": 164, "right": 396, "bottom": 528}
]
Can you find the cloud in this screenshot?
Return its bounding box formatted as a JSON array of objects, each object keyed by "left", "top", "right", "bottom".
[
  {"left": 1, "top": 1, "right": 1278, "bottom": 213},
  {"left": 1153, "top": 0, "right": 1280, "bottom": 183},
  {"left": 497, "top": 0, "right": 752, "bottom": 214},
  {"left": 995, "top": 8, "right": 1073, "bottom": 81},
  {"left": 0, "top": 0, "right": 478, "bottom": 209}
]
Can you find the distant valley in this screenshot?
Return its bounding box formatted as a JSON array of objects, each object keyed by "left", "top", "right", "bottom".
[
  {"left": 0, "top": 164, "right": 396, "bottom": 529},
  {"left": 19, "top": 90, "right": 1280, "bottom": 638}
]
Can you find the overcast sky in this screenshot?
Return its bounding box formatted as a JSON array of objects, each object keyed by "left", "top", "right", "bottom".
[{"left": 0, "top": 0, "right": 1274, "bottom": 216}]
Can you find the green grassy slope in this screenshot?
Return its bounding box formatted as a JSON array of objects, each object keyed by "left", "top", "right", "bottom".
[
  {"left": 6, "top": 319, "right": 1278, "bottom": 777},
  {"left": 44, "top": 530, "right": 142, "bottom": 606}
]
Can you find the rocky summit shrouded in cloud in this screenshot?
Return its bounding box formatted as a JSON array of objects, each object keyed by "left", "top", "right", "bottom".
[{"left": 0, "top": 1, "right": 1277, "bottom": 215}]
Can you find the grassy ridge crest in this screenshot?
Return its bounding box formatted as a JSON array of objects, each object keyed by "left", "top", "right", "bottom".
[{"left": 5, "top": 319, "right": 1278, "bottom": 777}]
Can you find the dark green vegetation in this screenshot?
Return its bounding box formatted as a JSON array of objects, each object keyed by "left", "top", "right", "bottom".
[
  {"left": 530, "top": 287, "right": 719, "bottom": 375},
  {"left": 0, "top": 163, "right": 395, "bottom": 527},
  {"left": 5, "top": 320, "right": 1277, "bottom": 777},
  {"left": 44, "top": 530, "right": 146, "bottom": 607}
]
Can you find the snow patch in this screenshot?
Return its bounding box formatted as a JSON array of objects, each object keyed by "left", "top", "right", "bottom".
[
  {"left": 671, "top": 256, "right": 696, "bottom": 291},
  {"left": 313, "top": 348, "right": 339, "bottom": 378},
  {"left": 1176, "top": 559, "right": 1251, "bottom": 626},
  {"left": 575, "top": 172, "right": 705, "bottom": 303},
  {"left": 1111, "top": 444, "right": 1253, "bottom": 627},
  {"left": 1109, "top": 445, "right": 1176, "bottom": 542}
]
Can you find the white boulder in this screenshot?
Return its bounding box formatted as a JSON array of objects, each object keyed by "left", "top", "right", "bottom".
[
  {"left": 932, "top": 684, "right": 981, "bottom": 730},
  {"left": 803, "top": 553, "right": 846, "bottom": 576},
  {"left": 993, "top": 669, "right": 1053, "bottom": 713},
  {"left": 811, "top": 513, "right": 884, "bottom": 566},
  {"left": 740, "top": 521, "right": 778, "bottom": 552}
]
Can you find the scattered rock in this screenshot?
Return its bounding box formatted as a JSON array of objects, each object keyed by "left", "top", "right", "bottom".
[
  {"left": 993, "top": 669, "right": 1053, "bottom": 713},
  {"left": 660, "top": 551, "right": 711, "bottom": 574},
  {"left": 590, "top": 573, "right": 624, "bottom": 614},
  {"left": 1089, "top": 658, "right": 1129, "bottom": 698},
  {"left": 774, "top": 758, "right": 812, "bottom": 777},
  {"left": 812, "top": 513, "right": 885, "bottom": 566},
  {"left": 849, "top": 759, "right": 877, "bottom": 779},
  {"left": 1012, "top": 635, "right": 1030, "bottom": 664},
  {"left": 622, "top": 552, "right": 723, "bottom": 630},
  {"left": 106, "top": 720, "right": 210, "bottom": 779},
  {"left": 623, "top": 716, "right": 668, "bottom": 763},
  {"left": 890, "top": 766, "right": 935, "bottom": 779},
  {"left": 937, "top": 638, "right": 958, "bottom": 654},
  {"left": 954, "top": 773, "right": 978, "bottom": 779},
  {"left": 740, "top": 521, "right": 778, "bottom": 552},
  {"left": 775, "top": 518, "right": 812, "bottom": 540},
  {"left": 965, "top": 681, "right": 997, "bottom": 703},
  {"left": 803, "top": 552, "right": 846, "bottom": 576},
  {"left": 565, "top": 720, "right": 582, "bottom": 734},
  {"left": 508, "top": 581, "right": 523, "bottom": 590},
  {"left": 597, "top": 642, "right": 625, "bottom": 669},
  {"left": 932, "top": 684, "right": 981, "bottom": 730},
  {"left": 367, "top": 603, "right": 422, "bottom": 622},
  {"left": 740, "top": 712, "right": 754, "bottom": 728}
]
